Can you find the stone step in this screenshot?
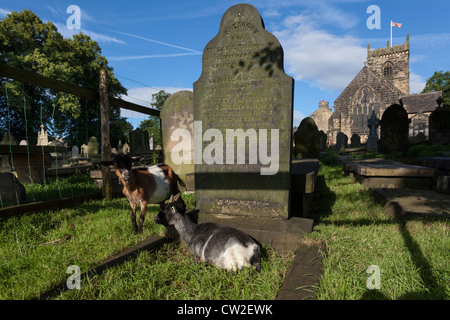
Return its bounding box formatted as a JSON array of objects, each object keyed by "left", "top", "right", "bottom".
[{"left": 196, "top": 212, "right": 314, "bottom": 252}]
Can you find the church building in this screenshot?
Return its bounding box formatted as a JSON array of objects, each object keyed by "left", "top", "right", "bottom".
[{"left": 319, "top": 35, "right": 442, "bottom": 145}]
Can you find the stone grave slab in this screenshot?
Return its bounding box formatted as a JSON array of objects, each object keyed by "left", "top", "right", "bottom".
[
  {"left": 193, "top": 3, "right": 294, "bottom": 219},
  {"left": 371, "top": 188, "right": 450, "bottom": 218},
  {"left": 343, "top": 158, "right": 401, "bottom": 177},
  {"left": 353, "top": 163, "right": 436, "bottom": 189},
  {"left": 196, "top": 212, "right": 313, "bottom": 252}
]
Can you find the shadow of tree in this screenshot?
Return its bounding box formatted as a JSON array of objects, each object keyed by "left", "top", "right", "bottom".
[
  {"left": 313, "top": 165, "right": 448, "bottom": 299},
  {"left": 235, "top": 43, "right": 285, "bottom": 78}
]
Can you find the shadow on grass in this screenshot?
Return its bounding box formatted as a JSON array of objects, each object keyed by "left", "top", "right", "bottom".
[{"left": 313, "top": 164, "right": 448, "bottom": 300}]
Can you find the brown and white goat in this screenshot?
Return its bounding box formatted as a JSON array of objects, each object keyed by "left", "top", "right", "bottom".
[{"left": 101, "top": 152, "right": 186, "bottom": 233}]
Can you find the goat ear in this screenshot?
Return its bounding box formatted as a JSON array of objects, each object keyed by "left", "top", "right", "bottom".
[{"left": 100, "top": 161, "right": 113, "bottom": 166}]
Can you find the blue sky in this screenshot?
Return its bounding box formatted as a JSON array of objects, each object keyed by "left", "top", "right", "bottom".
[{"left": 1, "top": 0, "right": 449, "bottom": 128}]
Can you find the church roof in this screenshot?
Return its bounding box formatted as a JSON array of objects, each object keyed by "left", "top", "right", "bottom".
[
  {"left": 334, "top": 66, "right": 404, "bottom": 104},
  {"left": 400, "top": 91, "right": 442, "bottom": 114}
]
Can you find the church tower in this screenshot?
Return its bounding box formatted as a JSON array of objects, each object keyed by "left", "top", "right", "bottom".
[{"left": 366, "top": 34, "right": 410, "bottom": 95}]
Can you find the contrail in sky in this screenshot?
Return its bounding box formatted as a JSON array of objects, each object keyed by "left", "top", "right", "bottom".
[{"left": 111, "top": 30, "right": 202, "bottom": 54}]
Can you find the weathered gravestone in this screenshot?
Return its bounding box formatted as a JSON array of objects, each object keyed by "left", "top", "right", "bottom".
[
  {"left": 129, "top": 128, "right": 149, "bottom": 154},
  {"left": 294, "top": 117, "right": 319, "bottom": 159},
  {"left": 367, "top": 110, "right": 379, "bottom": 151},
  {"left": 87, "top": 137, "right": 99, "bottom": 156},
  {"left": 336, "top": 132, "right": 348, "bottom": 151},
  {"left": 161, "top": 91, "right": 194, "bottom": 182},
  {"left": 350, "top": 133, "right": 361, "bottom": 147},
  {"left": 0, "top": 172, "right": 26, "bottom": 206},
  {"left": 380, "top": 104, "right": 410, "bottom": 154},
  {"left": 71, "top": 145, "right": 79, "bottom": 158},
  {"left": 193, "top": 3, "right": 294, "bottom": 219},
  {"left": 80, "top": 144, "right": 88, "bottom": 158},
  {"left": 429, "top": 107, "right": 450, "bottom": 145}
]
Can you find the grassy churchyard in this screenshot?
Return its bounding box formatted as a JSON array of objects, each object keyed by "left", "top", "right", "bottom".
[{"left": 1, "top": 160, "right": 448, "bottom": 300}]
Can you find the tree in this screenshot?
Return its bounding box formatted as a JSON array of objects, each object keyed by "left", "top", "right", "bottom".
[
  {"left": 139, "top": 90, "right": 171, "bottom": 147},
  {"left": 422, "top": 70, "right": 450, "bottom": 109},
  {"left": 0, "top": 9, "right": 131, "bottom": 147}
]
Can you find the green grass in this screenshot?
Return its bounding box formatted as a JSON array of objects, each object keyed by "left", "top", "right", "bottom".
[
  {"left": 56, "top": 243, "right": 293, "bottom": 300},
  {"left": 24, "top": 174, "right": 99, "bottom": 203},
  {"left": 303, "top": 163, "right": 449, "bottom": 300},
  {"left": 0, "top": 192, "right": 293, "bottom": 300},
  {"left": 0, "top": 197, "right": 165, "bottom": 299},
  {"left": 2, "top": 162, "right": 448, "bottom": 300}
]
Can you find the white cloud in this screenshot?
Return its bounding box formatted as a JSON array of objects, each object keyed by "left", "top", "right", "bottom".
[
  {"left": 409, "top": 72, "right": 426, "bottom": 95},
  {"left": 0, "top": 7, "right": 11, "bottom": 17},
  {"left": 273, "top": 14, "right": 366, "bottom": 92},
  {"left": 293, "top": 110, "right": 305, "bottom": 127}
]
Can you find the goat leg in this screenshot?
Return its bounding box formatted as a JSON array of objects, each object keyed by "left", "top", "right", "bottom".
[
  {"left": 138, "top": 201, "right": 147, "bottom": 233},
  {"left": 129, "top": 202, "right": 138, "bottom": 233}
]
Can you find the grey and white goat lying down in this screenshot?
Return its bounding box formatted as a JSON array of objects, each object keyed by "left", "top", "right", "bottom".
[{"left": 155, "top": 193, "right": 261, "bottom": 272}]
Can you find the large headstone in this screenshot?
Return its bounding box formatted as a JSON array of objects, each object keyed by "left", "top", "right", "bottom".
[
  {"left": 429, "top": 107, "right": 450, "bottom": 145},
  {"left": 129, "top": 128, "right": 149, "bottom": 154},
  {"left": 161, "top": 91, "right": 194, "bottom": 182},
  {"left": 294, "top": 117, "right": 319, "bottom": 159},
  {"left": 380, "top": 104, "right": 410, "bottom": 154},
  {"left": 193, "top": 3, "right": 294, "bottom": 219}
]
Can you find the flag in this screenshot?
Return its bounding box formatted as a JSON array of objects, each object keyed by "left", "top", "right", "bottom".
[{"left": 391, "top": 21, "right": 402, "bottom": 28}]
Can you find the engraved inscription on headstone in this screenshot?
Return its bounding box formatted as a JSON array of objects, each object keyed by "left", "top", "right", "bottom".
[{"left": 193, "top": 4, "right": 294, "bottom": 219}]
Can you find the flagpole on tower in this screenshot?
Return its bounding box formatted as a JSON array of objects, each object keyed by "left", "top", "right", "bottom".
[{"left": 390, "top": 20, "right": 392, "bottom": 47}]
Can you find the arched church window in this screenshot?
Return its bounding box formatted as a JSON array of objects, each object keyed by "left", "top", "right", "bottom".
[
  {"left": 352, "top": 87, "right": 378, "bottom": 130},
  {"left": 383, "top": 62, "right": 393, "bottom": 78}
]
